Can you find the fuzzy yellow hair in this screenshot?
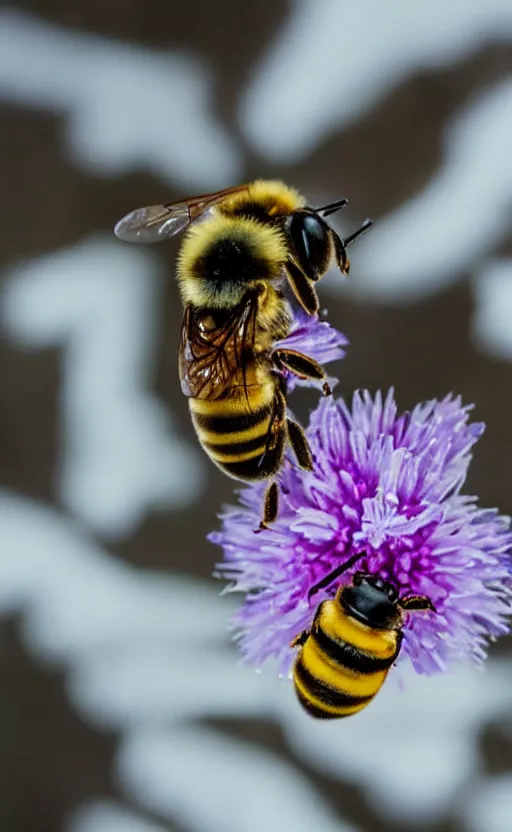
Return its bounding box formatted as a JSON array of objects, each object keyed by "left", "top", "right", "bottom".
[
  {"left": 177, "top": 214, "right": 288, "bottom": 308},
  {"left": 220, "top": 179, "right": 305, "bottom": 217}
]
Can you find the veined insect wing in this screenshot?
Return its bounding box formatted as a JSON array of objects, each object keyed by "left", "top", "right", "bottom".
[
  {"left": 113, "top": 203, "right": 191, "bottom": 243},
  {"left": 114, "top": 184, "right": 250, "bottom": 244}
]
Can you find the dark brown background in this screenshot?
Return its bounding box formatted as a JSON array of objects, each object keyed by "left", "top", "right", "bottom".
[{"left": 1, "top": 4, "right": 512, "bottom": 831}]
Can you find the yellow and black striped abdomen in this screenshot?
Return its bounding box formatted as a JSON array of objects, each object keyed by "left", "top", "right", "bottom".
[
  {"left": 189, "top": 371, "right": 284, "bottom": 482},
  {"left": 293, "top": 599, "right": 401, "bottom": 719}
]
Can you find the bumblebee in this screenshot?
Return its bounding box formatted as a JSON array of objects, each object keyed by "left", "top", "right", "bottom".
[
  {"left": 291, "top": 555, "right": 435, "bottom": 719},
  {"left": 114, "top": 180, "right": 371, "bottom": 527}
]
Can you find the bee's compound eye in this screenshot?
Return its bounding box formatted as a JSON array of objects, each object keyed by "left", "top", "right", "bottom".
[
  {"left": 300, "top": 215, "right": 327, "bottom": 259},
  {"left": 288, "top": 212, "right": 331, "bottom": 280}
]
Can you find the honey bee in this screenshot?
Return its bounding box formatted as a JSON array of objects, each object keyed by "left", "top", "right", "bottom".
[
  {"left": 114, "top": 180, "right": 371, "bottom": 527},
  {"left": 291, "top": 555, "right": 435, "bottom": 719}
]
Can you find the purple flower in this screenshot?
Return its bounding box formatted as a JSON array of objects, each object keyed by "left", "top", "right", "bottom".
[
  {"left": 276, "top": 305, "right": 348, "bottom": 391},
  {"left": 210, "top": 390, "right": 512, "bottom": 677}
]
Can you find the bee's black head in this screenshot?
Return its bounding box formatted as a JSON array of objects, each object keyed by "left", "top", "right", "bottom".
[
  {"left": 286, "top": 210, "right": 332, "bottom": 281},
  {"left": 339, "top": 573, "right": 400, "bottom": 629}
]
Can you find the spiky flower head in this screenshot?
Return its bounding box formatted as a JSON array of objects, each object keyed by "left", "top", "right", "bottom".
[{"left": 210, "top": 390, "right": 512, "bottom": 677}]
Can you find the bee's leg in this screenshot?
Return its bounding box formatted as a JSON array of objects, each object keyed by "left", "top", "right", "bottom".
[
  {"left": 284, "top": 259, "right": 319, "bottom": 316},
  {"left": 256, "top": 390, "right": 286, "bottom": 473},
  {"left": 254, "top": 392, "right": 287, "bottom": 533},
  {"left": 290, "top": 629, "right": 310, "bottom": 648},
  {"left": 287, "top": 418, "right": 313, "bottom": 471},
  {"left": 400, "top": 595, "right": 436, "bottom": 613},
  {"left": 255, "top": 481, "right": 279, "bottom": 533},
  {"left": 255, "top": 418, "right": 313, "bottom": 533},
  {"left": 273, "top": 348, "right": 332, "bottom": 396}
]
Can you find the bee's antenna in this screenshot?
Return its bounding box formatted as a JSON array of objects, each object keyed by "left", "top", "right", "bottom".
[
  {"left": 343, "top": 218, "right": 373, "bottom": 247},
  {"left": 308, "top": 552, "right": 365, "bottom": 600},
  {"left": 316, "top": 197, "right": 349, "bottom": 217}
]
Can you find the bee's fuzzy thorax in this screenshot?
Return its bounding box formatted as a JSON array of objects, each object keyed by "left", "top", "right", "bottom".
[
  {"left": 220, "top": 179, "right": 305, "bottom": 219},
  {"left": 176, "top": 214, "right": 288, "bottom": 308}
]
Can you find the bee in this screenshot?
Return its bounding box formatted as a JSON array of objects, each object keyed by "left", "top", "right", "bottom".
[
  {"left": 291, "top": 554, "right": 435, "bottom": 719},
  {"left": 114, "top": 180, "right": 371, "bottom": 527}
]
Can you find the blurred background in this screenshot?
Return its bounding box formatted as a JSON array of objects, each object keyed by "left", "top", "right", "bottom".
[{"left": 1, "top": 3, "right": 512, "bottom": 831}]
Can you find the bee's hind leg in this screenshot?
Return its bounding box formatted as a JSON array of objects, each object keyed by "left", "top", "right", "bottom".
[
  {"left": 253, "top": 390, "right": 287, "bottom": 534},
  {"left": 254, "top": 413, "right": 314, "bottom": 534},
  {"left": 254, "top": 481, "right": 279, "bottom": 534},
  {"left": 254, "top": 421, "right": 314, "bottom": 533},
  {"left": 287, "top": 418, "right": 313, "bottom": 471}
]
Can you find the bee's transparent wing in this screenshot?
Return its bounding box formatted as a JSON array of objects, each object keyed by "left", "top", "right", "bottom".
[
  {"left": 114, "top": 203, "right": 191, "bottom": 243},
  {"left": 114, "top": 184, "right": 251, "bottom": 245}
]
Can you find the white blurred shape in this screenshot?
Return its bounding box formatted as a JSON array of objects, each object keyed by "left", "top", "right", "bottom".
[
  {"left": 69, "top": 801, "right": 171, "bottom": 832},
  {"left": 70, "top": 642, "right": 277, "bottom": 730},
  {"left": 241, "top": 0, "right": 512, "bottom": 160},
  {"left": 0, "top": 492, "right": 230, "bottom": 659},
  {"left": 326, "top": 75, "right": 512, "bottom": 303},
  {"left": 282, "top": 660, "right": 512, "bottom": 822},
  {"left": 1, "top": 238, "right": 203, "bottom": 537},
  {"left": 118, "top": 727, "right": 361, "bottom": 832},
  {"left": 0, "top": 10, "right": 241, "bottom": 188},
  {"left": 472, "top": 260, "right": 512, "bottom": 360},
  {"left": 463, "top": 775, "right": 512, "bottom": 832}
]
